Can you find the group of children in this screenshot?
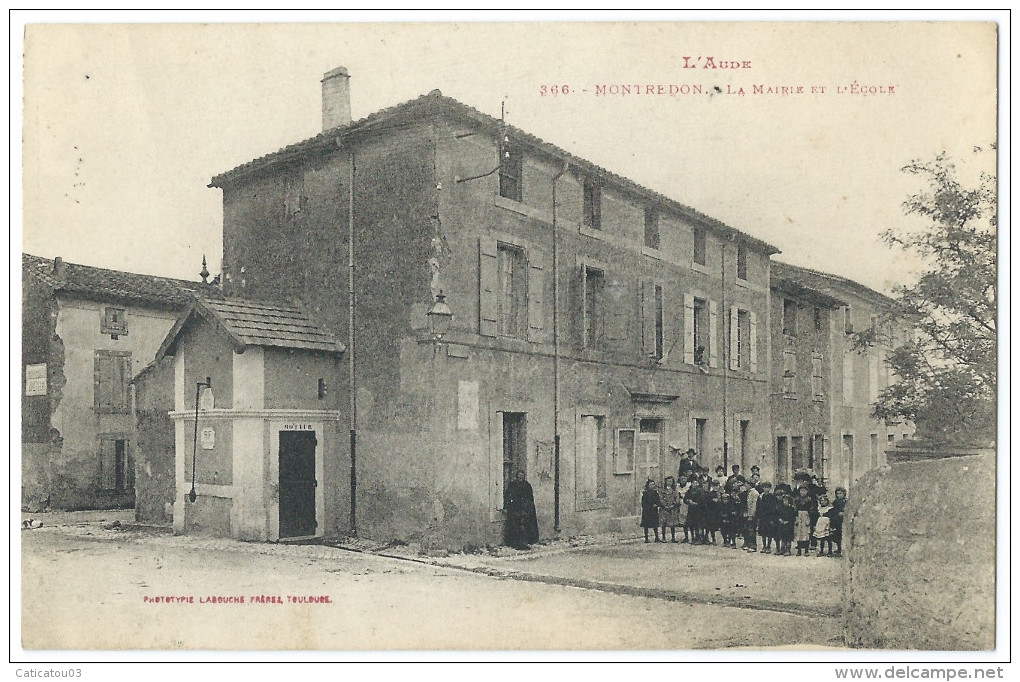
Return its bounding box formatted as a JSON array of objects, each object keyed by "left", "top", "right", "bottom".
[{"left": 640, "top": 462, "right": 847, "bottom": 558}]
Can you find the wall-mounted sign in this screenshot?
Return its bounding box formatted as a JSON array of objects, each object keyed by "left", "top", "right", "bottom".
[
  {"left": 201, "top": 427, "right": 215, "bottom": 450},
  {"left": 283, "top": 424, "right": 314, "bottom": 431},
  {"left": 25, "top": 364, "right": 47, "bottom": 396},
  {"left": 199, "top": 387, "right": 215, "bottom": 410}
]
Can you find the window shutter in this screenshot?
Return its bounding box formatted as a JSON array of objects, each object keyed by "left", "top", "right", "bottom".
[
  {"left": 729, "top": 306, "right": 739, "bottom": 371},
  {"left": 749, "top": 311, "right": 758, "bottom": 373},
  {"left": 605, "top": 277, "right": 630, "bottom": 348},
  {"left": 683, "top": 294, "right": 695, "bottom": 364},
  {"left": 527, "top": 249, "right": 546, "bottom": 341},
  {"left": 641, "top": 280, "right": 656, "bottom": 356},
  {"left": 708, "top": 300, "right": 719, "bottom": 368},
  {"left": 479, "top": 237, "right": 498, "bottom": 337},
  {"left": 94, "top": 354, "right": 104, "bottom": 411}
]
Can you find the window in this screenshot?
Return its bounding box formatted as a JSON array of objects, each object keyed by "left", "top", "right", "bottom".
[
  {"left": 654, "top": 284, "right": 664, "bottom": 359},
  {"left": 736, "top": 243, "right": 748, "bottom": 280},
  {"left": 693, "top": 298, "right": 709, "bottom": 364},
  {"left": 498, "top": 137, "right": 523, "bottom": 202},
  {"left": 736, "top": 309, "right": 752, "bottom": 369},
  {"left": 497, "top": 243, "right": 527, "bottom": 338},
  {"left": 583, "top": 178, "right": 602, "bottom": 230},
  {"left": 615, "top": 428, "right": 636, "bottom": 474},
  {"left": 582, "top": 266, "right": 606, "bottom": 350},
  {"left": 684, "top": 295, "right": 716, "bottom": 367},
  {"left": 870, "top": 315, "right": 878, "bottom": 334},
  {"left": 693, "top": 228, "right": 707, "bottom": 266},
  {"left": 844, "top": 306, "right": 854, "bottom": 334},
  {"left": 739, "top": 421, "right": 751, "bottom": 469},
  {"left": 783, "top": 350, "right": 797, "bottom": 398},
  {"left": 644, "top": 205, "right": 660, "bottom": 249},
  {"left": 578, "top": 414, "right": 607, "bottom": 501},
  {"left": 814, "top": 307, "right": 823, "bottom": 332},
  {"left": 99, "top": 437, "right": 132, "bottom": 493},
  {"left": 694, "top": 418, "right": 708, "bottom": 459},
  {"left": 783, "top": 299, "right": 797, "bottom": 337},
  {"left": 811, "top": 353, "right": 824, "bottom": 401},
  {"left": 101, "top": 307, "right": 128, "bottom": 337},
  {"left": 94, "top": 350, "right": 131, "bottom": 414}
]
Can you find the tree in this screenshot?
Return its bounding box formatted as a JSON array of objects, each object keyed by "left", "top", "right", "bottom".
[{"left": 862, "top": 146, "right": 997, "bottom": 444}]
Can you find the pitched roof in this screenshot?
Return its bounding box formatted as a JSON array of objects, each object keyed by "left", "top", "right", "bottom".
[
  {"left": 156, "top": 296, "right": 344, "bottom": 361},
  {"left": 771, "top": 260, "right": 896, "bottom": 308},
  {"left": 23, "top": 253, "right": 213, "bottom": 307},
  {"left": 209, "top": 89, "right": 780, "bottom": 255}
]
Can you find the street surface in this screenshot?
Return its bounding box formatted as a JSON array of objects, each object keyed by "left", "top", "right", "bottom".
[{"left": 20, "top": 512, "right": 843, "bottom": 650}]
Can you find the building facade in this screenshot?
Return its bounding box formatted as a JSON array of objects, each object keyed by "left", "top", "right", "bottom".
[
  {"left": 21, "top": 254, "right": 198, "bottom": 509},
  {"left": 769, "top": 261, "right": 914, "bottom": 490},
  {"left": 207, "top": 69, "right": 779, "bottom": 547}
]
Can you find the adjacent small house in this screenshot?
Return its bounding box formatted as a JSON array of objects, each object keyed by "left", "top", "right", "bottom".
[
  {"left": 145, "top": 296, "right": 345, "bottom": 541},
  {"left": 21, "top": 254, "right": 201, "bottom": 510}
]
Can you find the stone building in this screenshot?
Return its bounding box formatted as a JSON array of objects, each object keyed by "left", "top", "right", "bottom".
[
  {"left": 20, "top": 254, "right": 200, "bottom": 509},
  {"left": 205, "top": 68, "right": 779, "bottom": 547},
  {"left": 769, "top": 261, "right": 914, "bottom": 489}
]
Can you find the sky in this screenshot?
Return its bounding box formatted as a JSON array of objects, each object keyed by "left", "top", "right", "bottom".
[{"left": 18, "top": 17, "right": 1000, "bottom": 294}]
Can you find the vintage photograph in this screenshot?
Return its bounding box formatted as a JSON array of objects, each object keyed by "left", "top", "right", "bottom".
[{"left": 15, "top": 17, "right": 1002, "bottom": 658}]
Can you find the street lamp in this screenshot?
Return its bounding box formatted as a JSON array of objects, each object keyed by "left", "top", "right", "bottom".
[
  {"left": 426, "top": 291, "right": 454, "bottom": 342},
  {"left": 188, "top": 377, "right": 212, "bottom": 503}
]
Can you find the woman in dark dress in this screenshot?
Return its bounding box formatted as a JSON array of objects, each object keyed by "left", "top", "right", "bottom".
[
  {"left": 504, "top": 471, "right": 539, "bottom": 549},
  {"left": 640, "top": 478, "right": 662, "bottom": 543}
]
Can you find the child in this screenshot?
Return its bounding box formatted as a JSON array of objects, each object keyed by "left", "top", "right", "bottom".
[
  {"left": 659, "top": 476, "right": 681, "bottom": 543},
  {"left": 726, "top": 490, "right": 745, "bottom": 548},
  {"left": 777, "top": 492, "right": 796, "bottom": 556},
  {"left": 703, "top": 479, "right": 721, "bottom": 545},
  {"left": 676, "top": 475, "right": 691, "bottom": 543},
  {"left": 793, "top": 485, "right": 816, "bottom": 556},
  {"left": 640, "top": 478, "right": 661, "bottom": 543},
  {"left": 830, "top": 487, "right": 847, "bottom": 557},
  {"left": 814, "top": 495, "right": 834, "bottom": 556},
  {"left": 684, "top": 479, "right": 704, "bottom": 544},
  {"left": 756, "top": 482, "right": 777, "bottom": 554}
]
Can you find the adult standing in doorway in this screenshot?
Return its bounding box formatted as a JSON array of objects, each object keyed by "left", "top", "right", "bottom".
[
  {"left": 504, "top": 470, "right": 539, "bottom": 550},
  {"left": 677, "top": 447, "right": 698, "bottom": 481}
]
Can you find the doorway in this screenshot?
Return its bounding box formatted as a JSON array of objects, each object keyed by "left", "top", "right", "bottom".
[
  {"left": 636, "top": 419, "right": 662, "bottom": 513},
  {"left": 502, "top": 412, "right": 527, "bottom": 504},
  {"left": 776, "top": 436, "right": 789, "bottom": 483},
  {"left": 279, "top": 430, "right": 317, "bottom": 539}
]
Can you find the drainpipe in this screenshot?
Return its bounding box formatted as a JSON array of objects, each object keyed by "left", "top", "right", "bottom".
[
  {"left": 551, "top": 161, "right": 569, "bottom": 533},
  {"left": 722, "top": 235, "right": 729, "bottom": 473},
  {"left": 347, "top": 150, "right": 357, "bottom": 536}
]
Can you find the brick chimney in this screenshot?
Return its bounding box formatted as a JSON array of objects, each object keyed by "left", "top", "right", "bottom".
[
  {"left": 52, "top": 256, "right": 66, "bottom": 279},
  {"left": 321, "top": 67, "right": 351, "bottom": 131}
]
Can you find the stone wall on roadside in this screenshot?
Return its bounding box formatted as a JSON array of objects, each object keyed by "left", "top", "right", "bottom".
[{"left": 843, "top": 452, "right": 995, "bottom": 650}]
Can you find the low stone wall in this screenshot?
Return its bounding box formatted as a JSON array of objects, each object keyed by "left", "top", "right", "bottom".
[{"left": 843, "top": 452, "right": 995, "bottom": 650}]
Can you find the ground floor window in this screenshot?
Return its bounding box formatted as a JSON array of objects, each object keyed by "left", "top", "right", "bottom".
[{"left": 577, "top": 414, "right": 607, "bottom": 504}]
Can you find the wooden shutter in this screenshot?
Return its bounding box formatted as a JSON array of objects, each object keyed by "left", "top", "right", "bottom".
[
  {"left": 729, "top": 306, "right": 740, "bottom": 370},
  {"left": 527, "top": 249, "right": 546, "bottom": 341},
  {"left": 479, "top": 237, "right": 498, "bottom": 337},
  {"left": 605, "top": 277, "right": 630, "bottom": 349},
  {"left": 749, "top": 311, "right": 758, "bottom": 373},
  {"left": 683, "top": 294, "right": 695, "bottom": 364},
  {"left": 641, "top": 280, "right": 656, "bottom": 356},
  {"left": 708, "top": 300, "right": 719, "bottom": 368}
]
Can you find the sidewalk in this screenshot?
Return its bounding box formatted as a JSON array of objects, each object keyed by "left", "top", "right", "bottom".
[{"left": 333, "top": 532, "right": 843, "bottom": 619}]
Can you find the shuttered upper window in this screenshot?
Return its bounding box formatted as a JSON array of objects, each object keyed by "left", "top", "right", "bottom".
[
  {"left": 94, "top": 350, "right": 131, "bottom": 414},
  {"left": 478, "top": 237, "right": 546, "bottom": 342}
]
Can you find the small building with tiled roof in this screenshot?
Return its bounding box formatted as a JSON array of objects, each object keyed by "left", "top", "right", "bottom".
[
  {"left": 21, "top": 253, "right": 210, "bottom": 511},
  {"left": 141, "top": 295, "right": 345, "bottom": 540}
]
